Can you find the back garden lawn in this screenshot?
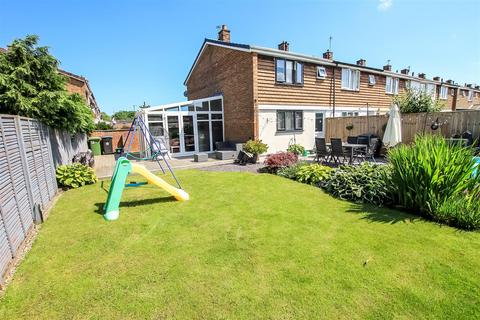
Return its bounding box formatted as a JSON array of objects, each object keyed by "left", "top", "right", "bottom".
[{"left": 0, "top": 170, "right": 479, "bottom": 319}]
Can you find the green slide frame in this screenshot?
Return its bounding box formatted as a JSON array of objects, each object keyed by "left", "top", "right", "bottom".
[{"left": 103, "top": 157, "right": 132, "bottom": 221}]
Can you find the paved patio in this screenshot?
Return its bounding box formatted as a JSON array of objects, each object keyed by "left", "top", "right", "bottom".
[{"left": 94, "top": 154, "right": 235, "bottom": 179}]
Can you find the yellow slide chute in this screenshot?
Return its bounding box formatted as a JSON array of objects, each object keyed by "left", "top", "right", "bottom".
[{"left": 130, "top": 163, "right": 190, "bottom": 201}]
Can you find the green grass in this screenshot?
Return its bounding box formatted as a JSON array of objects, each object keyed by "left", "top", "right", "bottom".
[{"left": 1, "top": 170, "right": 479, "bottom": 319}]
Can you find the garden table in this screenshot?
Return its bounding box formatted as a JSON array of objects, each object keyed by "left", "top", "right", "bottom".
[{"left": 327, "top": 142, "right": 367, "bottom": 164}]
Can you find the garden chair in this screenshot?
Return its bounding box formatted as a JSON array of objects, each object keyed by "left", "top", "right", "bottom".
[
  {"left": 330, "top": 138, "right": 347, "bottom": 164},
  {"left": 315, "top": 138, "right": 330, "bottom": 163},
  {"left": 356, "top": 138, "right": 378, "bottom": 163}
]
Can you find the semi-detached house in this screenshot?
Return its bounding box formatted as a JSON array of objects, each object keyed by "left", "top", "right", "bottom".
[{"left": 144, "top": 26, "right": 480, "bottom": 155}]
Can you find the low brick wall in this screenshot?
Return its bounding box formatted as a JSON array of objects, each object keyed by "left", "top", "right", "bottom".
[{"left": 90, "top": 129, "right": 141, "bottom": 152}]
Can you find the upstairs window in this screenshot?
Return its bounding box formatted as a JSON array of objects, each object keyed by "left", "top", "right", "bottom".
[
  {"left": 277, "top": 110, "right": 303, "bottom": 131},
  {"left": 440, "top": 86, "right": 448, "bottom": 100},
  {"left": 468, "top": 90, "right": 474, "bottom": 102},
  {"left": 368, "top": 75, "right": 376, "bottom": 85},
  {"left": 276, "top": 59, "right": 303, "bottom": 84},
  {"left": 386, "top": 76, "right": 399, "bottom": 94},
  {"left": 317, "top": 66, "right": 327, "bottom": 79},
  {"left": 341, "top": 68, "right": 360, "bottom": 91}
]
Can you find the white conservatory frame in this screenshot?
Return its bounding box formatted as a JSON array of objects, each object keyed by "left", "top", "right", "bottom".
[{"left": 140, "top": 95, "right": 224, "bottom": 157}]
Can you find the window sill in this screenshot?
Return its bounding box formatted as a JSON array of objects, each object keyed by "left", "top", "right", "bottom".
[
  {"left": 341, "top": 88, "right": 360, "bottom": 92},
  {"left": 385, "top": 92, "right": 398, "bottom": 95},
  {"left": 275, "top": 82, "right": 304, "bottom": 87},
  {"left": 276, "top": 130, "right": 304, "bottom": 134}
]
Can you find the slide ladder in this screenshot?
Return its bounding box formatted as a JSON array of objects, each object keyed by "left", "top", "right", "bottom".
[{"left": 103, "top": 157, "right": 189, "bottom": 221}]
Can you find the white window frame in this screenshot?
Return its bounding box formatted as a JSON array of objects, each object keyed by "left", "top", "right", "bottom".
[
  {"left": 439, "top": 86, "right": 448, "bottom": 100},
  {"left": 386, "top": 76, "right": 399, "bottom": 94},
  {"left": 368, "top": 74, "right": 376, "bottom": 85},
  {"left": 316, "top": 66, "right": 327, "bottom": 79},
  {"left": 341, "top": 68, "right": 360, "bottom": 91}
]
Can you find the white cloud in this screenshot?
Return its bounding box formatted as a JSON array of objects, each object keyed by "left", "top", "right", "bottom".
[{"left": 378, "top": 0, "right": 393, "bottom": 11}]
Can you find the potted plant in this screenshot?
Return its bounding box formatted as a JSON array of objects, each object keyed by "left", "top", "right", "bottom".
[
  {"left": 243, "top": 139, "right": 268, "bottom": 163},
  {"left": 287, "top": 144, "right": 306, "bottom": 156},
  {"left": 346, "top": 123, "right": 354, "bottom": 131}
]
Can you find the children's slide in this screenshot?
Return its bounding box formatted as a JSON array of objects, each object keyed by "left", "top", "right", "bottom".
[{"left": 103, "top": 157, "right": 189, "bottom": 221}]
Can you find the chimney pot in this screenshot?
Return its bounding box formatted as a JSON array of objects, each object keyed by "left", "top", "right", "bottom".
[
  {"left": 400, "top": 68, "right": 409, "bottom": 75},
  {"left": 433, "top": 76, "right": 440, "bottom": 81},
  {"left": 278, "top": 41, "right": 289, "bottom": 51},
  {"left": 418, "top": 73, "right": 426, "bottom": 79},
  {"left": 383, "top": 64, "right": 392, "bottom": 71},
  {"left": 218, "top": 24, "right": 230, "bottom": 42},
  {"left": 356, "top": 59, "right": 366, "bottom": 66},
  {"left": 323, "top": 50, "right": 333, "bottom": 60}
]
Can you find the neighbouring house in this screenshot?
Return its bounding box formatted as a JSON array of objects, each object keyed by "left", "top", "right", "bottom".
[
  {"left": 59, "top": 69, "right": 101, "bottom": 122},
  {"left": 141, "top": 25, "right": 480, "bottom": 155}
]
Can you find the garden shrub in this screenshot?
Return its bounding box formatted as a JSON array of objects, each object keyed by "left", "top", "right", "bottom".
[
  {"left": 388, "top": 135, "right": 479, "bottom": 216},
  {"left": 295, "top": 164, "right": 333, "bottom": 185},
  {"left": 56, "top": 163, "right": 98, "bottom": 189},
  {"left": 244, "top": 139, "right": 268, "bottom": 155},
  {"left": 434, "top": 196, "right": 480, "bottom": 230},
  {"left": 287, "top": 144, "right": 305, "bottom": 156},
  {"left": 322, "top": 163, "right": 394, "bottom": 205},
  {"left": 264, "top": 152, "right": 298, "bottom": 172},
  {"left": 394, "top": 88, "right": 445, "bottom": 113},
  {"left": 277, "top": 162, "right": 308, "bottom": 179}
]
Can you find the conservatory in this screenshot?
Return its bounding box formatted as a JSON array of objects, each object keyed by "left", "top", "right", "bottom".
[{"left": 140, "top": 95, "right": 224, "bottom": 157}]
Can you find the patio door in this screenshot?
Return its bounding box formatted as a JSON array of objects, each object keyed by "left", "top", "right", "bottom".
[
  {"left": 182, "top": 115, "right": 195, "bottom": 152},
  {"left": 315, "top": 112, "right": 325, "bottom": 138},
  {"left": 167, "top": 115, "right": 181, "bottom": 154}
]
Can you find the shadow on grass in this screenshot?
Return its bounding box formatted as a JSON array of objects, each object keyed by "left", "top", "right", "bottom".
[
  {"left": 346, "top": 202, "right": 422, "bottom": 225},
  {"left": 94, "top": 196, "right": 176, "bottom": 215}
]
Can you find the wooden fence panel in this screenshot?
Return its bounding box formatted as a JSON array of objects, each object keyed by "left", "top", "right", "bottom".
[{"left": 325, "top": 110, "right": 480, "bottom": 144}]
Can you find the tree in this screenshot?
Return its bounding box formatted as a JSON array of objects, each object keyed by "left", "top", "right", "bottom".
[
  {"left": 112, "top": 110, "right": 136, "bottom": 121},
  {"left": 394, "top": 88, "right": 445, "bottom": 113},
  {"left": 100, "top": 112, "right": 111, "bottom": 121},
  {"left": 0, "top": 35, "right": 94, "bottom": 133}
]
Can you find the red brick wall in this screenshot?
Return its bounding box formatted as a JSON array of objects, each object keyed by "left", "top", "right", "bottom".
[
  {"left": 90, "top": 130, "right": 140, "bottom": 152},
  {"left": 186, "top": 45, "right": 255, "bottom": 142}
]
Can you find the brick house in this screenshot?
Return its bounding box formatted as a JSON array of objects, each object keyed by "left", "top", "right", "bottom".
[
  {"left": 183, "top": 25, "right": 480, "bottom": 152},
  {"left": 59, "top": 69, "right": 101, "bottom": 122}
]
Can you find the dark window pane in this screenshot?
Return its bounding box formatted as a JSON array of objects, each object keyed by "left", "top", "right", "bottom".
[
  {"left": 315, "top": 113, "right": 323, "bottom": 132},
  {"left": 165, "top": 106, "right": 179, "bottom": 112},
  {"left": 197, "top": 121, "right": 210, "bottom": 152},
  {"left": 149, "top": 122, "right": 164, "bottom": 136},
  {"left": 196, "top": 101, "right": 209, "bottom": 111},
  {"left": 167, "top": 116, "right": 180, "bottom": 153},
  {"left": 277, "top": 111, "right": 285, "bottom": 131},
  {"left": 211, "top": 121, "right": 223, "bottom": 149},
  {"left": 183, "top": 116, "right": 195, "bottom": 152},
  {"left": 180, "top": 104, "right": 195, "bottom": 112},
  {"left": 197, "top": 114, "right": 209, "bottom": 120},
  {"left": 148, "top": 114, "right": 163, "bottom": 121},
  {"left": 276, "top": 59, "right": 285, "bottom": 82},
  {"left": 211, "top": 113, "right": 222, "bottom": 120},
  {"left": 294, "top": 111, "right": 303, "bottom": 130},
  {"left": 210, "top": 99, "right": 222, "bottom": 111}
]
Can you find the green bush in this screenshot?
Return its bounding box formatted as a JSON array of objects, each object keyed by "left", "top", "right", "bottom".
[
  {"left": 434, "top": 196, "right": 480, "bottom": 230},
  {"left": 95, "top": 121, "right": 113, "bottom": 130},
  {"left": 287, "top": 144, "right": 305, "bottom": 155},
  {"left": 56, "top": 164, "right": 98, "bottom": 189},
  {"left": 322, "top": 163, "right": 394, "bottom": 205},
  {"left": 277, "top": 162, "right": 309, "bottom": 179},
  {"left": 388, "top": 135, "right": 479, "bottom": 216},
  {"left": 243, "top": 139, "right": 268, "bottom": 155},
  {"left": 294, "top": 164, "right": 333, "bottom": 185},
  {"left": 394, "top": 88, "right": 445, "bottom": 113}
]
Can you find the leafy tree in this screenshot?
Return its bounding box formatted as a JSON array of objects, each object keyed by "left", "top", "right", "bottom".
[
  {"left": 0, "top": 35, "right": 94, "bottom": 133},
  {"left": 112, "top": 110, "right": 136, "bottom": 121},
  {"left": 100, "top": 112, "right": 111, "bottom": 121},
  {"left": 394, "top": 88, "right": 445, "bottom": 113},
  {"left": 95, "top": 121, "right": 113, "bottom": 130}
]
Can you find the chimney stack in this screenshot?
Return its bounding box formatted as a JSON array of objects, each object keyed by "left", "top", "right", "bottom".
[
  {"left": 218, "top": 25, "right": 230, "bottom": 42},
  {"left": 433, "top": 76, "right": 440, "bottom": 81},
  {"left": 278, "top": 41, "right": 289, "bottom": 51},
  {"left": 383, "top": 64, "right": 392, "bottom": 71},
  {"left": 356, "top": 59, "right": 366, "bottom": 66},
  {"left": 446, "top": 79, "right": 453, "bottom": 84},
  {"left": 323, "top": 50, "right": 333, "bottom": 60},
  {"left": 418, "top": 73, "right": 426, "bottom": 79},
  {"left": 466, "top": 83, "right": 473, "bottom": 88},
  {"left": 400, "top": 68, "right": 409, "bottom": 75}
]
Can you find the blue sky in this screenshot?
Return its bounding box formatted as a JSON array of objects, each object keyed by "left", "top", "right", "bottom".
[{"left": 1, "top": 0, "right": 479, "bottom": 114}]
